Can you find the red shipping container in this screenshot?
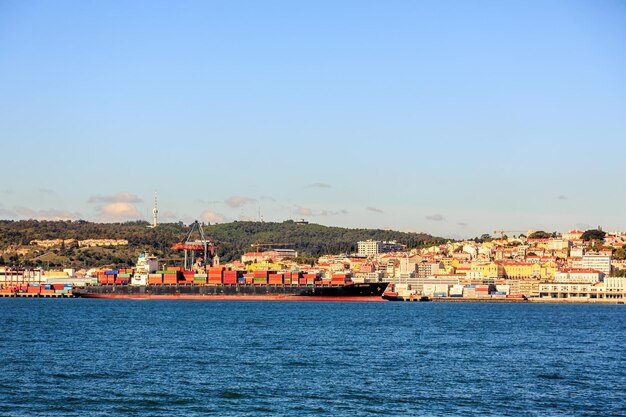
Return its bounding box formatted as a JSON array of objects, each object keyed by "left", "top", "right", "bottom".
[
  {"left": 148, "top": 277, "right": 163, "bottom": 285},
  {"left": 268, "top": 277, "right": 283, "bottom": 285},
  {"left": 299, "top": 278, "right": 307, "bottom": 285},
  {"left": 208, "top": 277, "right": 223, "bottom": 284},
  {"left": 223, "top": 276, "right": 237, "bottom": 285},
  {"left": 27, "top": 286, "right": 41, "bottom": 293}
]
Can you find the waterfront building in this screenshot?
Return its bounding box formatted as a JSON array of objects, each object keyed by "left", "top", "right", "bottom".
[
  {"left": 605, "top": 277, "right": 626, "bottom": 298},
  {"left": 539, "top": 281, "right": 625, "bottom": 300},
  {"left": 554, "top": 269, "right": 604, "bottom": 284}
]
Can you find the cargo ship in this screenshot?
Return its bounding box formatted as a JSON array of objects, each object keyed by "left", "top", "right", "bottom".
[{"left": 72, "top": 254, "right": 389, "bottom": 301}]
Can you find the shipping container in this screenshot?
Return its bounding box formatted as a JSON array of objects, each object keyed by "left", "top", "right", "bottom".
[
  {"left": 163, "top": 276, "right": 178, "bottom": 284},
  {"left": 223, "top": 276, "right": 237, "bottom": 285},
  {"left": 105, "top": 270, "right": 118, "bottom": 275},
  {"left": 148, "top": 276, "right": 163, "bottom": 285}
]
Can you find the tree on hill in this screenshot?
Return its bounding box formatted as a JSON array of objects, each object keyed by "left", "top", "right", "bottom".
[
  {"left": 528, "top": 231, "right": 551, "bottom": 239},
  {"left": 581, "top": 229, "right": 606, "bottom": 242}
]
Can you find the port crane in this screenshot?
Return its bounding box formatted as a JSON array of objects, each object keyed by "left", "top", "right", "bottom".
[{"left": 171, "top": 221, "right": 215, "bottom": 272}]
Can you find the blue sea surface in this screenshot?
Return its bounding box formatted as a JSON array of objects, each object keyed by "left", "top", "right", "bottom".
[{"left": 0, "top": 300, "right": 624, "bottom": 416}]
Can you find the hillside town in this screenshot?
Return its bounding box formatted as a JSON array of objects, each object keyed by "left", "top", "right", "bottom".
[
  {"left": 233, "top": 228, "right": 626, "bottom": 302},
  {"left": 1, "top": 228, "right": 625, "bottom": 302}
]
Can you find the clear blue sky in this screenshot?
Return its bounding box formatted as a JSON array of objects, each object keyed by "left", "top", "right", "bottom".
[{"left": 0, "top": 0, "right": 624, "bottom": 238}]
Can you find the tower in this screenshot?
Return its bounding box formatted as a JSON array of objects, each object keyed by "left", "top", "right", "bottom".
[{"left": 152, "top": 192, "right": 158, "bottom": 228}]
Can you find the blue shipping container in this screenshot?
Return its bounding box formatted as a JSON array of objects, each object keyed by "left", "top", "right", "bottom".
[{"left": 105, "top": 270, "right": 119, "bottom": 275}]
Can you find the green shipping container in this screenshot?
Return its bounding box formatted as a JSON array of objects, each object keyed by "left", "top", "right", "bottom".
[{"left": 157, "top": 270, "right": 177, "bottom": 274}]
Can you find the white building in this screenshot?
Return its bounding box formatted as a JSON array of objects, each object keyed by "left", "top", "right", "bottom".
[
  {"left": 582, "top": 254, "right": 611, "bottom": 275},
  {"left": 554, "top": 269, "right": 604, "bottom": 284},
  {"left": 548, "top": 239, "right": 569, "bottom": 251},
  {"left": 358, "top": 240, "right": 382, "bottom": 256},
  {"left": 539, "top": 280, "right": 625, "bottom": 300},
  {"left": 357, "top": 240, "right": 404, "bottom": 256},
  {"left": 605, "top": 277, "right": 626, "bottom": 298},
  {"left": 417, "top": 261, "right": 443, "bottom": 278}
]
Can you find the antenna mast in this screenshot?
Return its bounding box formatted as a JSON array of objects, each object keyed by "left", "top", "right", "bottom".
[{"left": 152, "top": 192, "right": 158, "bottom": 228}]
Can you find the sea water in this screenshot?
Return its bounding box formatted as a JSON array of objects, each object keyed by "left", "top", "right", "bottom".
[{"left": 0, "top": 299, "right": 624, "bottom": 416}]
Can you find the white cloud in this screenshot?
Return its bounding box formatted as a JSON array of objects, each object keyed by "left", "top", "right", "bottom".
[
  {"left": 13, "top": 207, "right": 81, "bottom": 221},
  {"left": 201, "top": 210, "right": 226, "bottom": 223},
  {"left": 96, "top": 202, "right": 141, "bottom": 220},
  {"left": 307, "top": 182, "right": 331, "bottom": 189},
  {"left": 426, "top": 214, "right": 445, "bottom": 221},
  {"left": 88, "top": 192, "right": 143, "bottom": 221},
  {"left": 296, "top": 207, "right": 313, "bottom": 216},
  {"left": 225, "top": 196, "right": 256, "bottom": 208}
]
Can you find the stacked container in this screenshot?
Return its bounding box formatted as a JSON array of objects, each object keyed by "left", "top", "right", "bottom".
[
  {"left": 331, "top": 273, "right": 351, "bottom": 286},
  {"left": 223, "top": 270, "right": 241, "bottom": 285},
  {"left": 27, "top": 284, "right": 41, "bottom": 294},
  {"left": 160, "top": 270, "right": 178, "bottom": 285},
  {"left": 148, "top": 273, "right": 163, "bottom": 285},
  {"left": 180, "top": 271, "right": 195, "bottom": 285},
  {"left": 463, "top": 285, "right": 476, "bottom": 298},
  {"left": 193, "top": 273, "right": 207, "bottom": 284},
  {"left": 208, "top": 266, "right": 225, "bottom": 284},
  {"left": 253, "top": 270, "right": 271, "bottom": 285},
  {"left": 304, "top": 273, "right": 317, "bottom": 285},
  {"left": 268, "top": 273, "right": 284, "bottom": 285},
  {"left": 475, "top": 284, "right": 490, "bottom": 298}
]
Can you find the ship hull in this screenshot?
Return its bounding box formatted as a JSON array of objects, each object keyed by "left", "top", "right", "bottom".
[{"left": 73, "top": 283, "right": 389, "bottom": 301}]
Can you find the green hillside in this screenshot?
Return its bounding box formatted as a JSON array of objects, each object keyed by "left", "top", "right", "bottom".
[{"left": 0, "top": 220, "right": 444, "bottom": 268}]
